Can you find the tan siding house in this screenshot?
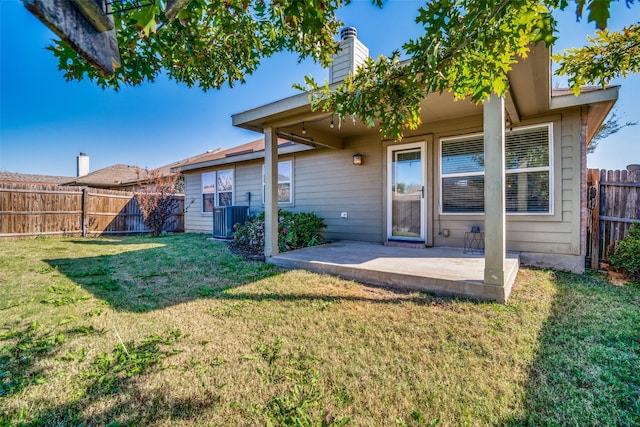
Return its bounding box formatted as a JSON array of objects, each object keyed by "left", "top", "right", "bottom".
[
  {"left": 181, "top": 102, "right": 609, "bottom": 274},
  {"left": 178, "top": 31, "right": 617, "bottom": 301},
  {"left": 181, "top": 140, "right": 385, "bottom": 243}
]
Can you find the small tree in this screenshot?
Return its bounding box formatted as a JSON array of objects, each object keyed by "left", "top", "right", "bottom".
[{"left": 134, "top": 169, "right": 181, "bottom": 237}]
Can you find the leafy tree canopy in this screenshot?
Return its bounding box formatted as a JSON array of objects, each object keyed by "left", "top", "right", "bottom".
[
  {"left": 48, "top": 0, "right": 638, "bottom": 140},
  {"left": 553, "top": 22, "right": 640, "bottom": 95},
  {"left": 50, "top": 0, "right": 362, "bottom": 90}
]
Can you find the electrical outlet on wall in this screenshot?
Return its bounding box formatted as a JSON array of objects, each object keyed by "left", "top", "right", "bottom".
[{"left": 340, "top": 212, "right": 348, "bottom": 219}]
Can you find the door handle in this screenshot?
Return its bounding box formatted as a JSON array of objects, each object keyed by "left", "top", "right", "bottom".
[{"left": 421, "top": 186, "right": 424, "bottom": 198}]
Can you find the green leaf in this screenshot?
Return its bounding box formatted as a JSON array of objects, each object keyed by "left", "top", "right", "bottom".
[
  {"left": 587, "top": 0, "right": 612, "bottom": 29},
  {"left": 130, "top": 3, "right": 159, "bottom": 37}
]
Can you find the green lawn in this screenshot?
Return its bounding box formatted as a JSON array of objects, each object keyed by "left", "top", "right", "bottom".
[{"left": 0, "top": 234, "right": 638, "bottom": 426}]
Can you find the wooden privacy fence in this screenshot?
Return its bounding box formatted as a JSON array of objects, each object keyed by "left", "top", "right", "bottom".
[
  {"left": 0, "top": 184, "right": 184, "bottom": 238},
  {"left": 586, "top": 168, "right": 640, "bottom": 269}
]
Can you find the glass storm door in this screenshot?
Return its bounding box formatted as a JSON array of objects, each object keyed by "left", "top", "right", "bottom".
[{"left": 388, "top": 144, "right": 425, "bottom": 241}]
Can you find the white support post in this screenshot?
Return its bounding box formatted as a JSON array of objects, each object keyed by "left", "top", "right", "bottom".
[
  {"left": 483, "top": 93, "right": 507, "bottom": 286},
  {"left": 264, "top": 126, "right": 279, "bottom": 258}
]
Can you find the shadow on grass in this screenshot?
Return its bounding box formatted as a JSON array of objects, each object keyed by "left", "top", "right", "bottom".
[
  {"left": 44, "top": 240, "right": 282, "bottom": 312},
  {"left": 24, "top": 388, "right": 221, "bottom": 427},
  {"left": 63, "top": 238, "right": 132, "bottom": 246},
  {"left": 45, "top": 238, "right": 479, "bottom": 313},
  {"left": 62, "top": 234, "right": 188, "bottom": 246},
  {"left": 502, "top": 271, "right": 640, "bottom": 426}
]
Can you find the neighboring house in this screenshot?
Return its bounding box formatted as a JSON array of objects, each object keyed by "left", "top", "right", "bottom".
[
  {"left": 62, "top": 164, "right": 150, "bottom": 190},
  {"left": 179, "top": 29, "right": 617, "bottom": 300},
  {"left": 62, "top": 152, "right": 205, "bottom": 191},
  {"left": 2, "top": 158, "right": 182, "bottom": 191},
  {"left": 178, "top": 138, "right": 312, "bottom": 230},
  {"left": 0, "top": 172, "right": 73, "bottom": 186},
  {"left": 0, "top": 154, "right": 143, "bottom": 190},
  {"left": 58, "top": 150, "right": 194, "bottom": 191}
]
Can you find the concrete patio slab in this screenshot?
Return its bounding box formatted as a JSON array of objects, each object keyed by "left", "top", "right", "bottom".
[{"left": 269, "top": 241, "right": 520, "bottom": 302}]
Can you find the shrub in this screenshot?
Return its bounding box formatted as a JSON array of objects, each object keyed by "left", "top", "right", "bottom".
[
  {"left": 231, "top": 210, "right": 325, "bottom": 255},
  {"left": 231, "top": 217, "right": 266, "bottom": 255},
  {"left": 610, "top": 223, "right": 640, "bottom": 279}
]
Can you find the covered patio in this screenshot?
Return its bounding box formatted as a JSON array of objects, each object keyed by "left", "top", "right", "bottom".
[
  {"left": 232, "top": 50, "right": 540, "bottom": 302},
  {"left": 249, "top": 91, "right": 516, "bottom": 302},
  {"left": 270, "top": 241, "right": 520, "bottom": 302},
  {"left": 229, "top": 36, "right": 615, "bottom": 302}
]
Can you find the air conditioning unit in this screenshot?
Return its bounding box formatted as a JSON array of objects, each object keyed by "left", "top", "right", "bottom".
[{"left": 212, "top": 206, "right": 250, "bottom": 239}]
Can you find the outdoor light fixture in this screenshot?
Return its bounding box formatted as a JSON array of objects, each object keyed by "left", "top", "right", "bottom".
[
  {"left": 352, "top": 154, "right": 363, "bottom": 165},
  {"left": 301, "top": 122, "right": 306, "bottom": 134},
  {"left": 330, "top": 117, "right": 335, "bottom": 128}
]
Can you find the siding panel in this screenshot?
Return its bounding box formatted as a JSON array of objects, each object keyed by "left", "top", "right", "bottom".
[
  {"left": 184, "top": 173, "right": 211, "bottom": 233},
  {"left": 291, "top": 138, "right": 383, "bottom": 242},
  {"left": 183, "top": 140, "right": 384, "bottom": 242},
  {"left": 183, "top": 109, "right": 585, "bottom": 258}
]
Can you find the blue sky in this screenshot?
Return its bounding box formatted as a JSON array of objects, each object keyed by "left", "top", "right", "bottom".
[{"left": 1, "top": 0, "right": 639, "bottom": 177}]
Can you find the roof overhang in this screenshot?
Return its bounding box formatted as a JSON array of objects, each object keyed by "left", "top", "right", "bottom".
[
  {"left": 550, "top": 86, "right": 619, "bottom": 142},
  {"left": 232, "top": 92, "right": 314, "bottom": 133},
  {"left": 232, "top": 89, "right": 350, "bottom": 150},
  {"left": 232, "top": 44, "right": 619, "bottom": 143},
  {"left": 179, "top": 142, "right": 314, "bottom": 172},
  {"left": 506, "top": 44, "right": 551, "bottom": 121}
]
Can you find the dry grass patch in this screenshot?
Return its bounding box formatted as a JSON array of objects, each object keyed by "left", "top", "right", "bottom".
[{"left": 0, "top": 234, "right": 638, "bottom": 426}]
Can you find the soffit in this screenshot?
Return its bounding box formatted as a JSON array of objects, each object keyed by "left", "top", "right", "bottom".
[
  {"left": 507, "top": 43, "right": 551, "bottom": 118},
  {"left": 550, "top": 86, "right": 619, "bottom": 143},
  {"left": 232, "top": 44, "right": 551, "bottom": 140}
]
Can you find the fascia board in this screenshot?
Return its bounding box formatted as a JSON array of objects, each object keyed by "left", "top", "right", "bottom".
[{"left": 178, "top": 144, "right": 314, "bottom": 172}]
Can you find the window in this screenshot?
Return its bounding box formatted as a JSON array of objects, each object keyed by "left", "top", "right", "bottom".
[
  {"left": 217, "top": 170, "right": 234, "bottom": 206},
  {"left": 263, "top": 160, "right": 293, "bottom": 204},
  {"left": 505, "top": 126, "right": 551, "bottom": 213},
  {"left": 440, "top": 124, "right": 552, "bottom": 214},
  {"left": 441, "top": 135, "right": 485, "bottom": 213},
  {"left": 202, "top": 172, "right": 216, "bottom": 213},
  {"left": 201, "top": 169, "right": 234, "bottom": 212}
]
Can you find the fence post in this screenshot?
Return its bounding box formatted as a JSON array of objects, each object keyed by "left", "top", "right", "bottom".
[
  {"left": 82, "top": 187, "right": 89, "bottom": 237},
  {"left": 588, "top": 169, "right": 600, "bottom": 270}
]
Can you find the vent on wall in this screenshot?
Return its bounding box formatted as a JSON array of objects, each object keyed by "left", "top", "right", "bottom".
[{"left": 212, "top": 206, "right": 250, "bottom": 239}]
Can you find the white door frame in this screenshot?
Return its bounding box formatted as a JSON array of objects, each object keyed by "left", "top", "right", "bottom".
[{"left": 386, "top": 142, "right": 426, "bottom": 241}]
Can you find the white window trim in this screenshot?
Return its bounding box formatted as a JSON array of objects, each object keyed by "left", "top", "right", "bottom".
[
  {"left": 201, "top": 169, "right": 235, "bottom": 213},
  {"left": 439, "top": 123, "right": 554, "bottom": 216},
  {"left": 262, "top": 160, "right": 294, "bottom": 205},
  {"left": 506, "top": 166, "right": 550, "bottom": 174}
]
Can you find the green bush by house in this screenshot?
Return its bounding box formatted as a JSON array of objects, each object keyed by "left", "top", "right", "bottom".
[
  {"left": 610, "top": 222, "right": 640, "bottom": 279},
  {"left": 231, "top": 210, "right": 326, "bottom": 255}
]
